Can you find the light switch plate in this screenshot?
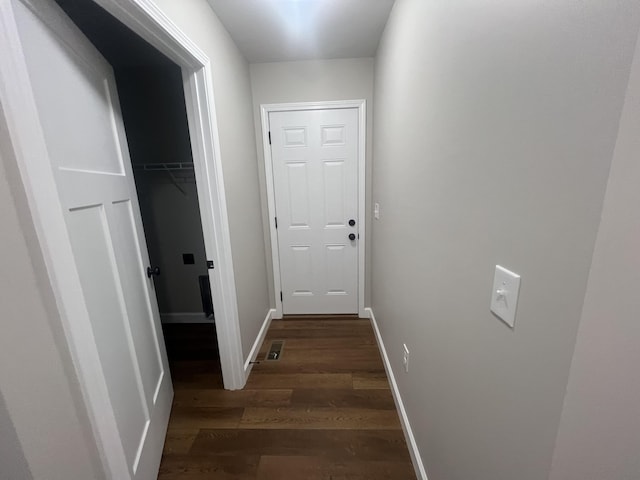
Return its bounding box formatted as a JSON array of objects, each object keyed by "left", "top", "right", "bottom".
[
  {"left": 374, "top": 202, "right": 380, "bottom": 220},
  {"left": 402, "top": 343, "right": 409, "bottom": 373},
  {"left": 490, "top": 265, "right": 521, "bottom": 328}
]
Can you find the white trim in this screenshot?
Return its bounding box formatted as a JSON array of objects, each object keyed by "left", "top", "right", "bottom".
[
  {"left": 0, "top": 0, "right": 245, "bottom": 477},
  {"left": 244, "top": 309, "right": 275, "bottom": 377},
  {"left": 260, "top": 100, "right": 367, "bottom": 318},
  {"left": 366, "top": 307, "right": 428, "bottom": 480},
  {"left": 356, "top": 103, "right": 367, "bottom": 318},
  {"left": 160, "top": 312, "right": 214, "bottom": 324}
]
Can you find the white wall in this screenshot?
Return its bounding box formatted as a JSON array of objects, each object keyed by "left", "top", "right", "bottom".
[
  {"left": 371, "top": 1, "right": 640, "bottom": 479},
  {"left": 151, "top": 0, "right": 271, "bottom": 355},
  {"left": 117, "top": 66, "right": 209, "bottom": 316},
  {"left": 249, "top": 58, "right": 374, "bottom": 306},
  {"left": 136, "top": 179, "right": 209, "bottom": 314},
  {"left": 0, "top": 131, "right": 102, "bottom": 479},
  {"left": 548, "top": 27, "right": 640, "bottom": 480},
  {"left": 0, "top": 391, "right": 31, "bottom": 479}
]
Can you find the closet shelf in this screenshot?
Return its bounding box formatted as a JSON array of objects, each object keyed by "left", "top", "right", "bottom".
[
  {"left": 133, "top": 162, "right": 194, "bottom": 171},
  {"left": 133, "top": 162, "right": 195, "bottom": 196}
]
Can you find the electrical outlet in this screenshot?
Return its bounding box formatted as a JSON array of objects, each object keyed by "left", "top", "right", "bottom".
[{"left": 402, "top": 344, "right": 409, "bottom": 373}]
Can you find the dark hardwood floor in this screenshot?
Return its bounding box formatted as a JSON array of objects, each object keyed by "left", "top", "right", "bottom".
[{"left": 158, "top": 317, "right": 416, "bottom": 479}]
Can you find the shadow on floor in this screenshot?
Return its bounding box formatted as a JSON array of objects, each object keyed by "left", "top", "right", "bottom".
[{"left": 161, "top": 322, "right": 223, "bottom": 389}]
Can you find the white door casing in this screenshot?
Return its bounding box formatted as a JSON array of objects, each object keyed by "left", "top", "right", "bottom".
[
  {"left": 12, "top": 0, "right": 171, "bottom": 477},
  {"left": 267, "top": 105, "right": 365, "bottom": 315},
  {"left": 88, "top": 0, "right": 246, "bottom": 390}
]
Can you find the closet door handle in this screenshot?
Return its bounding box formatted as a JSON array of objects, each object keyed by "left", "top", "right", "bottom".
[
  {"left": 348, "top": 233, "right": 356, "bottom": 241},
  {"left": 147, "top": 266, "right": 160, "bottom": 278}
]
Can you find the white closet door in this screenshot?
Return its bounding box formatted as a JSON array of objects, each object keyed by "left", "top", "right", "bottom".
[{"left": 14, "top": 1, "right": 172, "bottom": 478}]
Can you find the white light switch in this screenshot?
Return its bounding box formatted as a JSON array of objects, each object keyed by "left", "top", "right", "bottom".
[
  {"left": 490, "top": 265, "right": 521, "bottom": 328},
  {"left": 374, "top": 202, "right": 380, "bottom": 220}
]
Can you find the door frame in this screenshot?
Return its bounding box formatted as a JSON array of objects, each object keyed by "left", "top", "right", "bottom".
[
  {"left": 260, "top": 100, "right": 367, "bottom": 319},
  {"left": 0, "top": 0, "right": 244, "bottom": 476},
  {"left": 88, "top": 0, "right": 245, "bottom": 388}
]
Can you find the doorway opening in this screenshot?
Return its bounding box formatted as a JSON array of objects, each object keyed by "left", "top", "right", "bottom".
[{"left": 54, "top": 0, "right": 223, "bottom": 387}]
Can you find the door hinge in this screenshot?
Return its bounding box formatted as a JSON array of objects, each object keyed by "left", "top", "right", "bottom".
[
  {"left": 268, "top": 131, "right": 271, "bottom": 145},
  {"left": 280, "top": 291, "right": 283, "bottom": 302},
  {"left": 206, "top": 260, "right": 214, "bottom": 269},
  {"left": 275, "top": 216, "right": 278, "bottom": 229}
]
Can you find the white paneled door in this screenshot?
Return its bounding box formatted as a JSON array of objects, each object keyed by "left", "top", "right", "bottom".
[
  {"left": 270, "top": 108, "right": 359, "bottom": 315},
  {"left": 14, "top": 0, "right": 172, "bottom": 478}
]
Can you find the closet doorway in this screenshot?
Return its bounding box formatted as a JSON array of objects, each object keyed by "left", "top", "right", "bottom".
[
  {"left": 55, "top": 0, "right": 223, "bottom": 386},
  {"left": 120, "top": 67, "right": 221, "bottom": 385}
]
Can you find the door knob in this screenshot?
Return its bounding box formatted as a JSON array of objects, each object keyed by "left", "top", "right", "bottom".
[
  {"left": 147, "top": 266, "right": 160, "bottom": 278},
  {"left": 349, "top": 219, "right": 356, "bottom": 226},
  {"left": 348, "top": 233, "right": 356, "bottom": 241}
]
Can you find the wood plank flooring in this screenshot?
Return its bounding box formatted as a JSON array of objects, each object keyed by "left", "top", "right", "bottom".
[{"left": 158, "top": 317, "right": 416, "bottom": 479}]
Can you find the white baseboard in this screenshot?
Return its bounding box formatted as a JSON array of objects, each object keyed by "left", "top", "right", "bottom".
[
  {"left": 244, "top": 308, "right": 275, "bottom": 379},
  {"left": 366, "top": 307, "right": 428, "bottom": 480},
  {"left": 160, "top": 312, "right": 214, "bottom": 324}
]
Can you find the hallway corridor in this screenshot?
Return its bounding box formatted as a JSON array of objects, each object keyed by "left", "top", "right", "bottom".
[{"left": 158, "top": 317, "right": 416, "bottom": 479}]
